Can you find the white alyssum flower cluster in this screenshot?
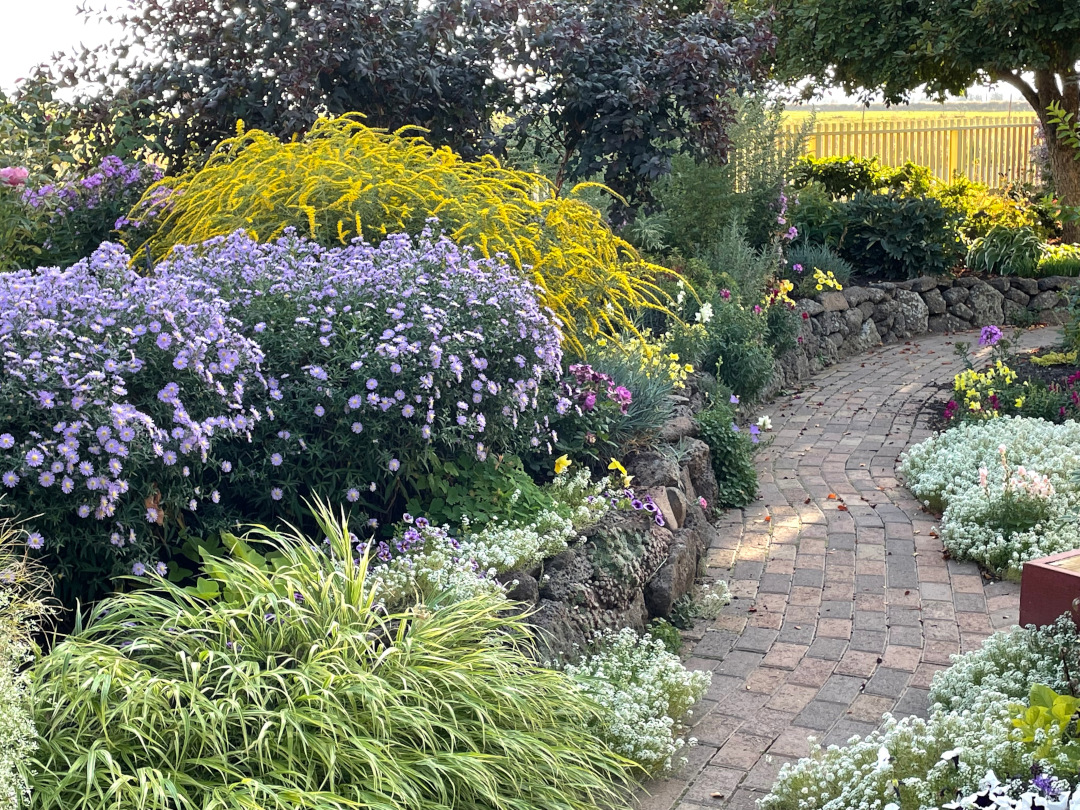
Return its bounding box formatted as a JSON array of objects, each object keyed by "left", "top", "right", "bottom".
[
  {"left": 369, "top": 469, "right": 611, "bottom": 602},
  {"left": 0, "top": 591, "right": 35, "bottom": 810},
  {"left": 898, "top": 417, "right": 1080, "bottom": 575},
  {"left": 564, "top": 628, "right": 711, "bottom": 776},
  {"left": 928, "top": 619, "right": 1076, "bottom": 715},
  {"left": 760, "top": 691, "right": 1033, "bottom": 810}
]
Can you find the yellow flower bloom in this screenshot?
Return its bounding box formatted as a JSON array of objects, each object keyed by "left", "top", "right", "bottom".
[
  {"left": 554, "top": 455, "right": 572, "bottom": 475},
  {"left": 1015, "top": 397, "right": 1025, "bottom": 408},
  {"left": 607, "top": 459, "right": 633, "bottom": 487}
]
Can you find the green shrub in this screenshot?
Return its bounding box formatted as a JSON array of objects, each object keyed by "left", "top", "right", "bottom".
[
  {"left": 25, "top": 503, "right": 634, "bottom": 810},
  {"left": 932, "top": 176, "right": 1046, "bottom": 241},
  {"left": 784, "top": 242, "right": 854, "bottom": 296},
  {"left": 657, "top": 94, "right": 808, "bottom": 252},
  {"left": 701, "top": 308, "right": 776, "bottom": 403},
  {"left": 789, "top": 181, "right": 848, "bottom": 247},
  {"left": 790, "top": 155, "right": 930, "bottom": 199},
  {"left": 694, "top": 218, "right": 780, "bottom": 306},
  {"left": 0, "top": 517, "right": 52, "bottom": 810},
  {"left": 840, "top": 191, "right": 964, "bottom": 279},
  {"left": 1038, "top": 243, "right": 1080, "bottom": 277},
  {"left": 966, "top": 225, "right": 1043, "bottom": 276},
  {"left": 696, "top": 402, "right": 758, "bottom": 507}
]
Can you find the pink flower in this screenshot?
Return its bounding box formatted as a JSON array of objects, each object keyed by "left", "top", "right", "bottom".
[
  {"left": 0, "top": 167, "right": 29, "bottom": 187},
  {"left": 583, "top": 391, "right": 597, "bottom": 411},
  {"left": 719, "top": 289, "right": 732, "bottom": 300},
  {"left": 698, "top": 496, "right": 707, "bottom": 509}
]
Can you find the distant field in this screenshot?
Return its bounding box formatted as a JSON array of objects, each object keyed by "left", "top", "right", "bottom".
[{"left": 783, "top": 109, "right": 1037, "bottom": 124}]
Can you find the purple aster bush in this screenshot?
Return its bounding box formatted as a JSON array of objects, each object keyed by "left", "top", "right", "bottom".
[
  {"left": 0, "top": 243, "right": 265, "bottom": 601},
  {"left": 21, "top": 156, "right": 164, "bottom": 269},
  {"left": 0, "top": 228, "right": 563, "bottom": 602},
  {"left": 164, "top": 227, "right": 564, "bottom": 510}
]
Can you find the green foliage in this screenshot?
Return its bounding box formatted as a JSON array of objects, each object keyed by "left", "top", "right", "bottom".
[
  {"left": 765, "top": 303, "right": 800, "bottom": 355},
  {"left": 587, "top": 346, "right": 677, "bottom": 449},
  {"left": 647, "top": 619, "right": 683, "bottom": 655},
  {"left": 508, "top": 0, "right": 773, "bottom": 212},
  {"left": 1038, "top": 243, "right": 1080, "bottom": 277},
  {"left": 404, "top": 454, "right": 556, "bottom": 534},
  {"left": 0, "top": 516, "right": 53, "bottom": 810},
  {"left": 1047, "top": 101, "right": 1080, "bottom": 158},
  {"left": 694, "top": 218, "right": 780, "bottom": 310},
  {"left": 25, "top": 502, "right": 634, "bottom": 810},
  {"left": 789, "top": 181, "right": 848, "bottom": 247},
  {"left": 790, "top": 155, "right": 931, "bottom": 200},
  {"left": 840, "top": 191, "right": 964, "bottom": 279},
  {"left": 931, "top": 176, "right": 1047, "bottom": 241},
  {"left": 783, "top": 242, "right": 854, "bottom": 296},
  {"left": 966, "top": 225, "right": 1043, "bottom": 276},
  {"left": 657, "top": 94, "right": 809, "bottom": 252},
  {"left": 1010, "top": 684, "right": 1080, "bottom": 766},
  {"left": 696, "top": 402, "right": 759, "bottom": 507}
]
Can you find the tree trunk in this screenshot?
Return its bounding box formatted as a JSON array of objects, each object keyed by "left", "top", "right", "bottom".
[{"left": 1046, "top": 134, "right": 1080, "bottom": 244}]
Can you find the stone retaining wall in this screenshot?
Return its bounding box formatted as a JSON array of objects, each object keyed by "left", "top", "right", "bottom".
[{"left": 775, "top": 274, "right": 1078, "bottom": 390}]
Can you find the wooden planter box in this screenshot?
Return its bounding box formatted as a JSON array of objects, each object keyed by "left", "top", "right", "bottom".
[{"left": 1020, "top": 549, "right": 1080, "bottom": 628}]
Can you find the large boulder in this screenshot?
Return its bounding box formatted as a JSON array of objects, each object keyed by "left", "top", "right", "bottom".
[
  {"left": 1030, "top": 290, "right": 1063, "bottom": 311},
  {"left": 922, "top": 287, "right": 947, "bottom": 315},
  {"left": 968, "top": 282, "right": 1005, "bottom": 326},
  {"left": 818, "top": 291, "right": 849, "bottom": 311},
  {"left": 928, "top": 314, "right": 971, "bottom": 333},
  {"left": 625, "top": 450, "right": 681, "bottom": 489},
  {"left": 942, "top": 286, "right": 969, "bottom": 305},
  {"left": 842, "top": 318, "right": 881, "bottom": 354},
  {"left": 893, "top": 289, "right": 929, "bottom": 338},
  {"left": 683, "top": 438, "right": 719, "bottom": 508}
]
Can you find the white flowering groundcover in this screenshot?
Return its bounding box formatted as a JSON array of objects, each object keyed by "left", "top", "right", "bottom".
[
  {"left": 898, "top": 417, "right": 1080, "bottom": 576},
  {"left": 761, "top": 620, "right": 1080, "bottom": 810}
]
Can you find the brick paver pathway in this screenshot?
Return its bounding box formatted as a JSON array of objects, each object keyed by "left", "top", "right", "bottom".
[{"left": 637, "top": 327, "right": 1061, "bottom": 810}]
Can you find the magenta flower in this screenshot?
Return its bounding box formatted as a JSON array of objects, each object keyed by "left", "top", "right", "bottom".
[{"left": 0, "top": 167, "right": 29, "bottom": 187}]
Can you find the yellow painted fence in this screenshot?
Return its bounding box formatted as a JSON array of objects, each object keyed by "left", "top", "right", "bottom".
[{"left": 782, "top": 116, "right": 1041, "bottom": 186}]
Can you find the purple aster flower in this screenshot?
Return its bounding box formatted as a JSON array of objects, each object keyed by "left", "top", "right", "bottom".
[
  {"left": 221, "top": 460, "right": 233, "bottom": 472},
  {"left": 2, "top": 472, "right": 19, "bottom": 488},
  {"left": 348, "top": 395, "right": 363, "bottom": 410},
  {"left": 270, "top": 453, "right": 283, "bottom": 466},
  {"left": 211, "top": 490, "right": 221, "bottom": 503},
  {"left": 347, "top": 488, "right": 360, "bottom": 502},
  {"left": 154, "top": 561, "right": 168, "bottom": 576},
  {"left": 132, "top": 562, "right": 147, "bottom": 576},
  {"left": 314, "top": 405, "right": 326, "bottom": 417},
  {"left": 271, "top": 487, "right": 283, "bottom": 501},
  {"left": 25, "top": 449, "right": 44, "bottom": 467},
  {"left": 366, "top": 378, "right": 378, "bottom": 390},
  {"left": 38, "top": 471, "right": 55, "bottom": 487},
  {"left": 730, "top": 394, "right": 739, "bottom": 404},
  {"left": 388, "top": 458, "right": 401, "bottom": 472},
  {"left": 27, "top": 532, "right": 44, "bottom": 550},
  {"left": 156, "top": 333, "right": 172, "bottom": 350},
  {"left": 401, "top": 404, "right": 415, "bottom": 418},
  {"left": 0, "top": 433, "right": 13, "bottom": 449},
  {"left": 351, "top": 421, "right": 363, "bottom": 433}
]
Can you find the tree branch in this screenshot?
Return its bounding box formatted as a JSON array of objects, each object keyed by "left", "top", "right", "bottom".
[{"left": 992, "top": 69, "right": 1040, "bottom": 113}]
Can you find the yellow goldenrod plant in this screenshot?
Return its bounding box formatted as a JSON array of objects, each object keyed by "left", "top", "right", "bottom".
[{"left": 127, "top": 115, "right": 677, "bottom": 352}]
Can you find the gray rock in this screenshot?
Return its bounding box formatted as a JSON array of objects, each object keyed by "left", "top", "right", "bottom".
[
  {"left": 1038, "top": 276, "right": 1074, "bottom": 291},
  {"left": 644, "top": 487, "right": 679, "bottom": 531},
  {"left": 986, "top": 276, "right": 1011, "bottom": 292},
  {"left": 644, "top": 529, "right": 702, "bottom": 618},
  {"left": 867, "top": 286, "right": 889, "bottom": 303},
  {"left": 928, "top": 314, "right": 971, "bottom": 333},
  {"left": 968, "top": 282, "right": 1004, "bottom": 325},
  {"left": 1003, "top": 299, "right": 1027, "bottom": 325},
  {"left": 907, "top": 276, "right": 941, "bottom": 293},
  {"left": 1030, "top": 290, "right": 1063, "bottom": 310},
  {"left": 950, "top": 301, "right": 975, "bottom": 322},
  {"left": 798, "top": 299, "right": 825, "bottom": 316},
  {"left": 820, "top": 311, "right": 846, "bottom": 335},
  {"left": 683, "top": 438, "right": 719, "bottom": 509},
  {"left": 842, "top": 318, "right": 881, "bottom": 354},
  {"left": 942, "top": 286, "right": 969, "bottom": 305},
  {"left": 1004, "top": 288, "right": 1030, "bottom": 305},
  {"left": 955, "top": 276, "right": 982, "bottom": 288},
  {"left": 530, "top": 599, "right": 588, "bottom": 661},
  {"left": 538, "top": 547, "right": 593, "bottom": 604},
  {"left": 658, "top": 416, "right": 699, "bottom": 443},
  {"left": 893, "top": 289, "right": 929, "bottom": 338},
  {"left": 858, "top": 301, "right": 876, "bottom": 321},
  {"left": 625, "top": 451, "right": 682, "bottom": 489},
  {"left": 843, "top": 286, "right": 875, "bottom": 306},
  {"left": 873, "top": 299, "right": 900, "bottom": 331},
  {"left": 843, "top": 307, "right": 865, "bottom": 333},
  {"left": 667, "top": 487, "right": 690, "bottom": 528},
  {"left": 1012, "top": 277, "right": 1040, "bottom": 296},
  {"left": 818, "top": 290, "right": 849, "bottom": 311},
  {"left": 504, "top": 572, "right": 540, "bottom": 605},
  {"left": 827, "top": 331, "right": 846, "bottom": 349},
  {"left": 922, "top": 288, "right": 947, "bottom": 315}
]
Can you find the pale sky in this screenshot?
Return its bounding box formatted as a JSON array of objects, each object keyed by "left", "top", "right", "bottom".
[
  {"left": 0, "top": 0, "right": 1026, "bottom": 105},
  {"left": 0, "top": 0, "right": 121, "bottom": 93}
]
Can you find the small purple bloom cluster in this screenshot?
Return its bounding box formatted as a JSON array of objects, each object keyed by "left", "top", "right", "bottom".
[
  {"left": 609, "top": 487, "right": 666, "bottom": 527},
  {"left": 564, "top": 363, "right": 633, "bottom": 415},
  {"left": 23, "top": 156, "right": 162, "bottom": 215},
  {"left": 979, "top": 324, "right": 1003, "bottom": 347}
]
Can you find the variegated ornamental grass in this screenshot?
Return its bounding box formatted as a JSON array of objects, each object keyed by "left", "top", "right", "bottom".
[
  {"left": 24, "top": 502, "right": 634, "bottom": 810},
  {"left": 126, "top": 116, "right": 676, "bottom": 352}
]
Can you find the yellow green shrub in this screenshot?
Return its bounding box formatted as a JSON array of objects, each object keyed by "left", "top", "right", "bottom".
[{"left": 128, "top": 115, "right": 673, "bottom": 351}]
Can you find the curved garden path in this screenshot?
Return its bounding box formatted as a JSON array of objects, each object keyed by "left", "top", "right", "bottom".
[{"left": 637, "top": 326, "right": 1062, "bottom": 810}]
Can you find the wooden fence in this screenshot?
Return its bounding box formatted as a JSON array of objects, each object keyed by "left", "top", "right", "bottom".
[{"left": 781, "top": 116, "right": 1041, "bottom": 187}]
